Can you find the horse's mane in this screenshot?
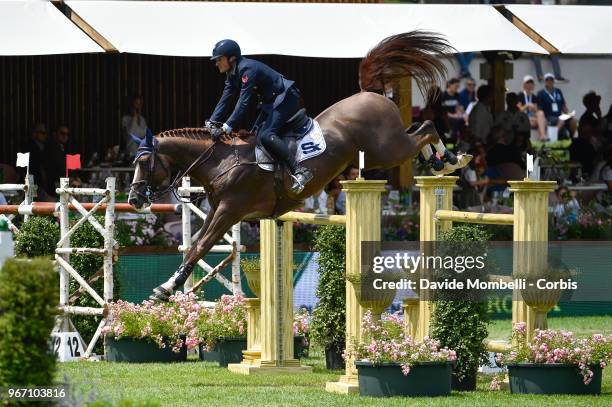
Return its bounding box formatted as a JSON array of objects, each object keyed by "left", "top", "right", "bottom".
[{"left": 156, "top": 127, "right": 255, "bottom": 141}]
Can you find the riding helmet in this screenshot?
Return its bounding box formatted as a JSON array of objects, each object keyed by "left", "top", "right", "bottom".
[{"left": 211, "top": 39, "right": 241, "bottom": 60}]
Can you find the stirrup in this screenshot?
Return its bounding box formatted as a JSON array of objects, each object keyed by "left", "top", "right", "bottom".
[{"left": 290, "top": 168, "right": 313, "bottom": 194}]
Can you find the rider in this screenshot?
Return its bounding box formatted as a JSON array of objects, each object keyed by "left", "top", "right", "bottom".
[{"left": 205, "top": 39, "right": 312, "bottom": 194}]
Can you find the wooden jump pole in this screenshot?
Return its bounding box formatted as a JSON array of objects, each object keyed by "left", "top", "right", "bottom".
[
  {"left": 413, "top": 176, "right": 556, "bottom": 343},
  {"left": 0, "top": 202, "right": 179, "bottom": 215}
]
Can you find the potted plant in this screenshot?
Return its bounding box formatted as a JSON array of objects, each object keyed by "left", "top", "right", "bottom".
[
  {"left": 310, "top": 225, "right": 346, "bottom": 370},
  {"left": 293, "top": 308, "right": 310, "bottom": 359},
  {"left": 196, "top": 294, "right": 247, "bottom": 367},
  {"left": 495, "top": 322, "right": 611, "bottom": 395},
  {"left": 429, "top": 225, "right": 491, "bottom": 391},
  {"left": 349, "top": 311, "right": 456, "bottom": 397},
  {"left": 103, "top": 292, "right": 200, "bottom": 363}
]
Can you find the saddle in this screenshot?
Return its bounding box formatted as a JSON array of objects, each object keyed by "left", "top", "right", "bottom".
[{"left": 255, "top": 108, "right": 326, "bottom": 171}]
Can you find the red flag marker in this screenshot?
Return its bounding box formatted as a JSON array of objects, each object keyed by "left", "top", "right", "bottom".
[{"left": 66, "top": 154, "right": 81, "bottom": 177}]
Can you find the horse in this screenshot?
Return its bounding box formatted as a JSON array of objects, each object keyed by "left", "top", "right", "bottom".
[{"left": 128, "top": 31, "right": 471, "bottom": 301}]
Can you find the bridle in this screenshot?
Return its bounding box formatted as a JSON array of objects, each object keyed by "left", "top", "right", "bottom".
[
  {"left": 129, "top": 141, "right": 217, "bottom": 204},
  {"left": 129, "top": 125, "right": 258, "bottom": 205}
]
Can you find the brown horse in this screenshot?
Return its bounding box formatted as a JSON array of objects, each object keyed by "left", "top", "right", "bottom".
[{"left": 128, "top": 31, "right": 470, "bottom": 301}]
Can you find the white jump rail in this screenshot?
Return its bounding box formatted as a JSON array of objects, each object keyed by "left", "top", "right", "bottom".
[
  {"left": 54, "top": 177, "right": 116, "bottom": 358},
  {"left": 0, "top": 174, "right": 34, "bottom": 231},
  {"left": 178, "top": 177, "right": 244, "bottom": 295}
]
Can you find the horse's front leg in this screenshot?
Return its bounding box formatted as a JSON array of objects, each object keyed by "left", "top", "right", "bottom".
[{"left": 149, "top": 205, "right": 239, "bottom": 302}]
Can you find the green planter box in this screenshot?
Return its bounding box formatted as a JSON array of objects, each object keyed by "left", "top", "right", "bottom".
[
  {"left": 294, "top": 336, "right": 309, "bottom": 359},
  {"left": 198, "top": 344, "right": 220, "bottom": 362},
  {"left": 508, "top": 364, "right": 603, "bottom": 395},
  {"left": 105, "top": 336, "right": 187, "bottom": 363},
  {"left": 356, "top": 361, "right": 452, "bottom": 397},
  {"left": 217, "top": 337, "right": 247, "bottom": 367}
]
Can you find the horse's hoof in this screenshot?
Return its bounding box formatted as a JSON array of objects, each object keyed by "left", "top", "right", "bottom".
[
  {"left": 149, "top": 286, "right": 172, "bottom": 302},
  {"left": 431, "top": 154, "right": 473, "bottom": 175},
  {"left": 441, "top": 150, "right": 458, "bottom": 166},
  {"left": 427, "top": 155, "right": 445, "bottom": 172}
]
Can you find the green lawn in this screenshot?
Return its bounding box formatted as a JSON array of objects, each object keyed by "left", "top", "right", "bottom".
[
  {"left": 58, "top": 317, "right": 612, "bottom": 407},
  {"left": 487, "top": 316, "right": 612, "bottom": 341}
]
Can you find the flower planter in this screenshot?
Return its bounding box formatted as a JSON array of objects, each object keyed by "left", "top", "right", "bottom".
[
  {"left": 508, "top": 364, "right": 602, "bottom": 395},
  {"left": 325, "top": 345, "right": 345, "bottom": 370},
  {"left": 105, "top": 336, "right": 187, "bottom": 363},
  {"left": 356, "top": 361, "right": 452, "bottom": 397},
  {"left": 294, "top": 336, "right": 309, "bottom": 359},
  {"left": 198, "top": 344, "right": 220, "bottom": 362},
  {"left": 452, "top": 369, "right": 477, "bottom": 391},
  {"left": 217, "top": 337, "right": 247, "bottom": 367}
]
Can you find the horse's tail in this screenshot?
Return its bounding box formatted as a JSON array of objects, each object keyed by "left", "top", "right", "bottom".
[{"left": 358, "top": 31, "right": 453, "bottom": 98}]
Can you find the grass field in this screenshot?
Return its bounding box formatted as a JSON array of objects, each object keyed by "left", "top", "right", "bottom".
[{"left": 58, "top": 316, "right": 612, "bottom": 407}]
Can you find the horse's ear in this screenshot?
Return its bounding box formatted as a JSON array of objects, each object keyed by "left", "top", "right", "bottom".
[
  {"left": 129, "top": 133, "right": 142, "bottom": 145},
  {"left": 145, "top": 128, "right": 154, "bottom": 146}
]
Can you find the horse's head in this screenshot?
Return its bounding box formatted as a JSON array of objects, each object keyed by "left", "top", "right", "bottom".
[{"left": 128, "top": 131, "right": 172, "bottom": 209}]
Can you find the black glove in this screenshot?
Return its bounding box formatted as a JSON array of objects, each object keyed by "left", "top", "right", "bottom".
[{"left": 210, "top": 126, "right": 225, "bottom": 141}]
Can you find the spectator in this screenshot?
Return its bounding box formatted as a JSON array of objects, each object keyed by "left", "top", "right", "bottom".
[
  {"left": 578, "top": 91, "right": 603, "bottom": 140},
  {"left": 456, "top": 52, "right": 475, "bottom": 79},
  {"left": 602, "top": 104, "right": 612, "bottom": 143},
  {"left": 441, "top": 78, "right": 464, "bottom": 141},
  {"left": 44, "top": 125, "right": 73, "bottom": 196},
  {"left": 419, "top": 86, "right": 449, "bottom": 141},
  {"left": 303, "top": 190, "right": 328, "bottom": 215},
  {"left": 552, "top": 186, "right": 579, "bottom": 224},
  {"left": 494, "top": 92, "right": 530, "bottom": 144},
  {"left": 569, "top": 121, "right": 597, "bottom": 178},
  {"left": 335, "top": 166, "right": 359, "bottom": 215},
  {"left": 22, "top": 123, "right": 50, "bottom": 199},
  {"left": 486, "top": 126, "right": 524, "bottom": 170},
  {"left": 517, "top": 75, "right": 547, "bottom": 138},
  {"left": 536, "top": 73, "right": 577, "bottom": 140},
  {"left": 122, "top": 95, "right": 148, "bottom": 157},
  {"left": 326, "top": 175, "right": 344, "bottom": 215},
  {"left": 468, "top": 84, "right": 494, "bottom": 144},
  {"left": 459, "top": 79, "right": 476, "bottom": 111},
  {"left": 531, "top": 55, "right": 567, "bottom": 83}
]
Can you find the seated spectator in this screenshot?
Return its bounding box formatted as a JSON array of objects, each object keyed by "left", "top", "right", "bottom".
[
  {"left": 517, "top": 75, "right": 547, "bottom": 137},
  {"left": 536, "top": 73, "right": 577, "bottom": 140},
  {"left": 441, "top": 78, "right": 464, "bottom": 142},
  {"left": 570, "top": 121, "right": 597, "bottom": 178},
  {"left": 531, "top": 55, "right": 567, "bottom": 83},
  {"left": 22, "top": 123, "right": 50, "bottom": 199},
  {"left": 602, "top": 104, "right": 612, "bottom": 143},
  {"left": 459, "top": 78, "right": 476, "bottom": 111},
  {"left": 552, "top": 186, "right": 579, "bottom": 223},
  {"left": 486, "top": 127, "right": 524, "bottom": 170},
  {"left": 326, "top": 175, "right": 344, "bottom": 215},
  {"left": 459, "top": 159, "right": 488, "bottom": 208},
  {"left": 335, "top": 166, "right": 359, "bottom": 215},
  {"left": 122, "top": 95, "right": 148, "bottom": 158},
  {"left": 468, "top": 85, "right": 494, "bottom": 144},
  {"left": 303, "top": 190, "right": 328, "bottom": 215},
  {"left": 494, "top": 92, "right": 531, "bottom": 144},
  {"left": 44, "top": 125, "right": 74, "bottom": 196},
  {"left": 579, "top": 91, "right": 603, "bottom": 142}
]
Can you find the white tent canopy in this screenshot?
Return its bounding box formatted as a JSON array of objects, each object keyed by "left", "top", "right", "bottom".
[
  {"left": 507, "top": 5, "right": 612, "bottom": 54},
  {"left": 0, "top": 0, "right": 103, "bottom": 56},
  {"left": 65, "top": 1, "right": 548, "bottom": 57}
]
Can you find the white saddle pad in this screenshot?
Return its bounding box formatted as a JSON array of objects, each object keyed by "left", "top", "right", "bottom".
[{"left": 255, "top": 119, "right": 326, "bottom": 172}]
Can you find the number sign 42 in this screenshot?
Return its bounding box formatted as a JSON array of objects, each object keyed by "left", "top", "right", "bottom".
[{"left": 51, "top": 332, "right": 86, "bottom": 362}]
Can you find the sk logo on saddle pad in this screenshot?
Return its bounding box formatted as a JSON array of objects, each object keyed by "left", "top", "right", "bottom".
[{"left": 255, "top": 120, "right": 326, "bottom": 172}]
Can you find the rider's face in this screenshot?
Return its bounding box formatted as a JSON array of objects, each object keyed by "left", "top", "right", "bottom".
[{"left": 215, "top": 56, "right": 231, "bottom": 73}]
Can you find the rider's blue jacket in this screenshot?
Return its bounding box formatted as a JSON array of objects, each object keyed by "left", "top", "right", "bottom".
[{"left": 210, "top": 57, "right": 295, "bottom": 130}]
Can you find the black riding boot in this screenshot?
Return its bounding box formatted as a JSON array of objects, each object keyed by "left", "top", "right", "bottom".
[{"left": 261, "top": 134, "right": 312, "bottom": 194}]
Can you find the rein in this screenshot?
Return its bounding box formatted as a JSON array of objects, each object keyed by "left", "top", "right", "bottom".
[{"left": 130, "top": 135, "right": 258, "bottom": 204}]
